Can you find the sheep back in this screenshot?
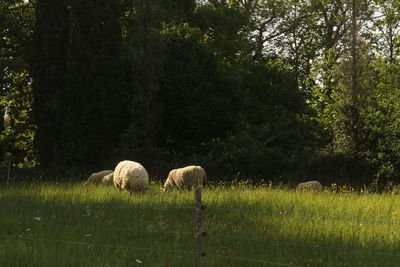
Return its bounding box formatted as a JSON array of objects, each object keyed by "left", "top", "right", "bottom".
[
  {"left": 296, "top": 181, "right": 323, "bottom": 191},
  {"left": 163, "top": 165, "right": 207, "bottom": 190},
  {"left": 85, "top": 170, "right": 114, "bottom": 185},
  {"left": 113, "top": 160, "right": 149, "bottom": 193}
]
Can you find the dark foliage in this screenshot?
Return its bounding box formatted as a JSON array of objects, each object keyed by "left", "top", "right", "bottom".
[{"left": 2, "top": 0, "right": 399, "bottom": 185}]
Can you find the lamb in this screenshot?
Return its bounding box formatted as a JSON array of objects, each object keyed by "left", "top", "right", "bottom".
[
  {"left": 84, "top": 170, "right": 114, "bottom": 185},
  {"left": 296, "top": 180, "right": 323, "bottom": 192},
  {"left": 162, "top": 165, "right": 207, "bottom": 190},
  {"left": 113, "top": 160, "right": 149, "bottom": 194},
  {"left": 102, "top": 172, "right": 114, "bottom": 185}
]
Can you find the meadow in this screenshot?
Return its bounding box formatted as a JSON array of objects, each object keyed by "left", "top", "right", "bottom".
[{"left": 1, "top": 181, "right": 400, "bottom": 266}]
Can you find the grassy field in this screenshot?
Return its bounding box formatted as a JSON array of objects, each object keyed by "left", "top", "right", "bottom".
[{"left": 1, "top": 181, "right": 400, "bottom": 266}]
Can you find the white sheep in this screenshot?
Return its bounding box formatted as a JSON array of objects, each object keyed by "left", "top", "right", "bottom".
[
  {"left": 162, "top": 165, "right": 207, "bottom": 190},
  {"left": 113, "top": 160, "right": 149, "bottom": 194},
  {"left": 102, "top": 172, "right": 114, "bottom": 185},
  {"left": 296, "top": 180, "right": 323, "bottom": 192},
  {"left": 84, "top": 170, "right": 114, "bottom": 185}
]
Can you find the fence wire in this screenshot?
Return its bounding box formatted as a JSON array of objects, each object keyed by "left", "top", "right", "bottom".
[
  {"left": 0, "top": 201, "right": 196, "bottom": 210},
  {"left": 207, "top": 206, "right": 400, "bottom": 226},
  {"left": 2, "top": 201, "right": 399, "bottom": 226},
  {"left": 0, "top": 233, "right": 300, "bottom": 266},
  {"left": 206, "top": 252, "right": 302, "bottom": 266},
  {"left": 0, "top": 220, "right": 194, "bottom": 237},
  {"left": 0, "top": 233, "right": 197, "bottom": 256},
  {"left": 208, "top": 233, "right": 400, "bottom": 257},
  {"left": 4, "top": 218, "right": 399, "bottom": 260}
]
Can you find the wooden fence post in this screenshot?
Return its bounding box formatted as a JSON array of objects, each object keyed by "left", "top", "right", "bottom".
[{"left": 195, "top": 188, "right": 206, "bottom": 267}]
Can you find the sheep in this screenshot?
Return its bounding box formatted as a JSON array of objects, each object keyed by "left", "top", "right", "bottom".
[
  {"left": 296, "top": 180, "right": 323, "bottom": 192},
  {"left": 84, "top": 170, "right": 114, "bottom": 185},
  {"left": 102, "top": 172, "right": 114, "bottom": 185},
  {"left": 162, "top": 165, "right": 207, "bottom": 191},
  {"left": 113, "top": 160, "right": 149, "bottom": 194}
]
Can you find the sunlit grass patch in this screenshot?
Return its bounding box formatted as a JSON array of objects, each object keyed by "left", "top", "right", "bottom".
[{"left": 1, "top": 181, "right": 400, "bottom": 266}]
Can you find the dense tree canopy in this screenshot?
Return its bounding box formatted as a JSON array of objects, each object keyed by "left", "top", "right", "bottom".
[{"left": 2, "top": 0, "right": 400, "bottom": 185}]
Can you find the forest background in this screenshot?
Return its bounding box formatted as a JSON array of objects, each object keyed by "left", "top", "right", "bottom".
[{"left": 2, "top": 0, "right": 400, "bottom": 186}]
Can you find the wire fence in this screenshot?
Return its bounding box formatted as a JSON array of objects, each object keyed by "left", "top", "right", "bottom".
[
  {"left": 206, "top": 253, "right": 303, "bottom": 267},
  {"left": 1, "top": 188, "right": 400, "bottom": 266},
  {"left": 2, "top": 201, "right": 399, "bottom": 226},
  {"left": 0, "top": 233, "right": 198, "bottom": 256},
  {"left": 207, "top": 233, "right": 400, "bottom": 257},
  {"left": 0, "top": 220, "right": 195, "bottom": 237},
  {"left": 0, "top": 201, "right": 197, "bottom": 210},
  {"left": 206, "top": 206, "right": 400, "bottom": 225},
  {"left": 0, "top": 233, "right": 297, "bottom": 266}
]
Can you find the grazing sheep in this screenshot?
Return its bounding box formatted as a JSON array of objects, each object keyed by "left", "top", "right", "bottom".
[
  {"left": 297, "top": 181, "right": 323, "bottom": 192},
  {"left": 162, "top": 165, "right": 207, "bottom": 190},
  {"left": 113, "top": 160, "right": 149, "bottom": 194},
  {"left": 102, "top": 172, "right": 114, "bottom": 185},
  {"left": 84, "top": 170, "right": 114, "bottom": 185}
]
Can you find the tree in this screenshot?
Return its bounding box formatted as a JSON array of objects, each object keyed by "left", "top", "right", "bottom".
[
  {"left": 160, "top": 23, "right": 240, "bottom": 155},
  {"left": 65, "top": 0, "right": 125, "bottom": 168},
  {"left": 330, "top": 0, "right": 372, "bottom": 154},
  {"left": 1, "top": 0, "right": 36, "bottom": 167},
  {"left": 361, "top": 60, "right": 400, "bottom": 180},
  {"left": 120, "top": 0, "right": 168, "bottom": 159},
  {"left": 30, "top": 0, "right": 125, "bottom": 170},
  {"left": 367, "top": 0, "right": 400, "bottom": 64},
  {"left": 29, "top": 0, "right": 69, "bottom": 169},
  {"left": 309, "top": 0, "right": 371, "bottom": 154},
  {"left": 308, "top": 0, "right": 350, "bottom": 138}
]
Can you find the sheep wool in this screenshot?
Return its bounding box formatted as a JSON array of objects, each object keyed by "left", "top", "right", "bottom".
[
  {"left": 296, "top": 181, "right": 323, "bottom": 192},
  {"left": 102, "top": 172, "right": 114, "bottom": 185},
  {"left": 85, "top": 170, "right": 114, "bottom": 185},
  {"left": 163, "top": 165, "right": 207, "bottom": 190},
  {"left": 113, "top": 160, "right": 149, "bottom": 193}
]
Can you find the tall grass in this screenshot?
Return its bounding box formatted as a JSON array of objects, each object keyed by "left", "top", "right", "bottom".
[{"left": 1, "top": 182, "right": 400, "bottom": 266}]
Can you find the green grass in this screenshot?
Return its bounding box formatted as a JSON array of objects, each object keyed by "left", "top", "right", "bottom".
[{"left": 1, "top": 182, "right": 400, "bottom": 266}]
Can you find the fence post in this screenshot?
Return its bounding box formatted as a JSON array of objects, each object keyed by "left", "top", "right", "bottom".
[{"left": 195, "top": 188, "right": 205, "bottom": 267}]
